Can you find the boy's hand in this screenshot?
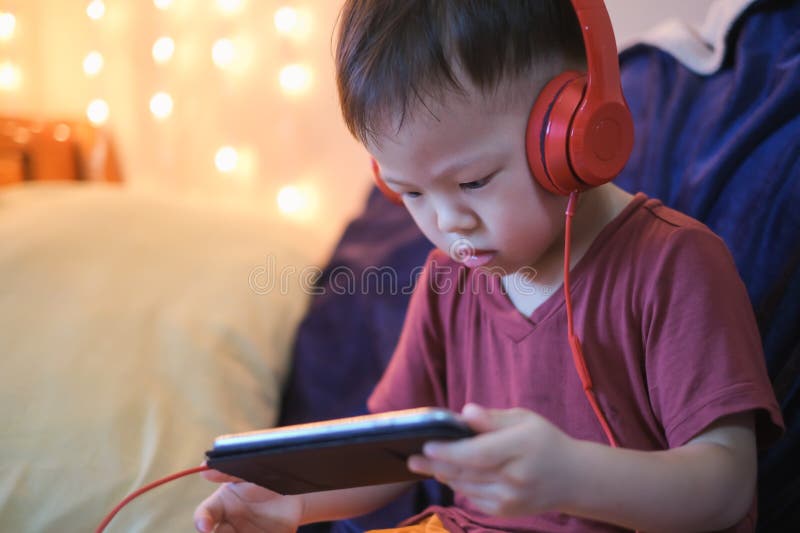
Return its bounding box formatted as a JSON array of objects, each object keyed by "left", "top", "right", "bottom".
[
  {"left": 407, "top": 403, "right": 574, "bottom": 517},
  {"left": 194, "top": 468, "right": 303, "bottom": 533}
]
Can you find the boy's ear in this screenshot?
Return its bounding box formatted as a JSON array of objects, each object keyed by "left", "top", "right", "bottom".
[
  {"left": 525, "top": 0, "right": 634, "bottom": 196},
  {"left": 371, "top": 158, "right": 404, "bottom": 206}
]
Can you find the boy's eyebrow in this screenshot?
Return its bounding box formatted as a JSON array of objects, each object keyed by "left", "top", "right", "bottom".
[
  {"left": 381, "top": 153, "right": 492, "bottom": 187},
  {"left": 380, "top": 175, "right": 413, "bottom": 186}
]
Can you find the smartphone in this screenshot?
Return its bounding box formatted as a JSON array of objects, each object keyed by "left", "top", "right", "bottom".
[{"left": 205, "top": 407, "right": 474, "bottom": 494}]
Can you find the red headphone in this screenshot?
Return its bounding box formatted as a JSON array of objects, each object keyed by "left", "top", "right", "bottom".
[{"left": 371, "top": 0, "right": 633, "bottom": 202}]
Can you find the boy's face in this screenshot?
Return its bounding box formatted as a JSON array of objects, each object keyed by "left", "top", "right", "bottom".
[{"left": 367, "top": 75, "right": 568, "bottom": 276}]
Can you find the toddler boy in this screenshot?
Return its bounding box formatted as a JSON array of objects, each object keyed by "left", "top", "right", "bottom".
[{"left": 195, "top": 1, "right": 783, "bottom": 531}]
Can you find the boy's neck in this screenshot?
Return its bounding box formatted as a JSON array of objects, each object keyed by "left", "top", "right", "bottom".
[{"left": 502, "top": 183, "right": 634, "bottom": 317}]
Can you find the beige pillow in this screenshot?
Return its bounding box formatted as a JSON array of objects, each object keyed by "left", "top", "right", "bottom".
[{"left": 0, "top": 183, "right": 317, "bottom": 532}]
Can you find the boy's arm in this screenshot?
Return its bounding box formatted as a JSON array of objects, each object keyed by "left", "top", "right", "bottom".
[
  {"left": 299, "top": 481, "right": 415, "bottom": 524},
  {"left": 410, "top": 404, "right": 757, "bottom": 532},
  {"left": 195, "top": 469, "right": 413, "bottom": 532},
  {"left": 556, "top": 412, "right": 756, "bottom": 531}
]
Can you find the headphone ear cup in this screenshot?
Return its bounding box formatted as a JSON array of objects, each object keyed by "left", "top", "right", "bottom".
[
  {"left": 569, "top": 94, "right": 635, "bottom": 188},
  {"left": 371, "top": 158, "right": 404, "bottom": 206},
  {"left": 526, "top": 71, "right": 588, "bottom": 196}
]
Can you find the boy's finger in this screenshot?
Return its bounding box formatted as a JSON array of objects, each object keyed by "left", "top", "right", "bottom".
[
  {"left": 193, "top": 510, "right": 214, "bottom": 533},
  {"left": 460, "top": 404, "right": 494, "bottom": 432},
  {"left": 462, "top": 404, "right": 530, "bottom": 432},
  {"left": 407, "top": 454, "right": 433, "bottom": 476},
  {"left": 423, "top": 427, "right": 519, "bottom": 470},
  {"left": 194, "top": 488, "right": 225, "bottom": 532}
]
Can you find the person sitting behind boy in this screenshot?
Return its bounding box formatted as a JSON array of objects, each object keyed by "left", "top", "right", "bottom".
[{"left": 194, "top": 1, "right": 783, "bottom": 531}]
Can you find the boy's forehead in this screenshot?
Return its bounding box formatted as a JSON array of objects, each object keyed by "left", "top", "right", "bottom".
[{"left": 372, "top": 72, "right": 543, "bottom": 145}]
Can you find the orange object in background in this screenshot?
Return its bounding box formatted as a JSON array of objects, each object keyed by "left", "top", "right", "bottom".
[{"left": 0, "top": 117, "right": 122, "bottom": 185}]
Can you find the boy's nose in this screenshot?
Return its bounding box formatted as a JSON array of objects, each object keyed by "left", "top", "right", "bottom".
[{"left": 436, "top": 205, "right": 478, "bottom": 235}]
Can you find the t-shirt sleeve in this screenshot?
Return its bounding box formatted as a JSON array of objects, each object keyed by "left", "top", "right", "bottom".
[
  {"left": 642, "top": 226, "right": 784, "bottom": 448},
  {"left": 367, "top": 252, "right": 449, "bottom": 414}
]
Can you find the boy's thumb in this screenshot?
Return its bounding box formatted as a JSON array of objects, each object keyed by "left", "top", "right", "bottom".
[{"left": 461, "top": 403, "right": 529, "bottom": 433}]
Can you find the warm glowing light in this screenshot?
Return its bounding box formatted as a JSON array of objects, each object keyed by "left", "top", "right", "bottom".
[
  {"left": 279, "top": 64, "right": 312, "bottom": 95},
  {"left": 153, "top": 0, "right": 173, "bottom": 10},
  {"left": 211, "top": 38, "right": 235, "bottom": 69},
  {"left": 0, "top": 12, "right": 16, "bottom": 41},
  {"left": 274, "top": 7, "right": 297, "bottom": 33},
  {"left": 83, "top": 51, "right": 104, "bottom": 77},
  {"left": 274, "top": 6, "right": 311, "bottom": 40},
  {"left": 149, "top": 92, "right": 173, "bottom": 119},
  {"left": 0, "top": 62, "right": 21, "bottom": 91},
  {"left": 216, "top": 0, "right": 244, "bottom": 15},
  {"left": 12, "top": 127, "right": 31, "bottom": 144},
  {"left": 86, "top": 99, "right": 110, "bottom": 125},
  {"left": 152, "top": 36, "right": 175, "bottom": 64},
  {"left": 215, "top": 146, "right": 238, "bottom": 173},
  {"left": 53, "top": 124, "right": 71, "bottom": 142},
  {"left": 277, "top": 184, "right": 319, "bottom": 220},
  {"left": 86, "top": 0, "right": 106, "bottom": 20},
  {"left": 277, "top": 185, "right": 303, "bottom": 214}
]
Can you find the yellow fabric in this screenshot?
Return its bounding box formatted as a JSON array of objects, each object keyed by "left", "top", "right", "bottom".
[
  {"left": 0, "top": 183, "right": 320, "bottom": 532},
  {"left": 368, "top": 514, "right": 449, "bottom": 533}
]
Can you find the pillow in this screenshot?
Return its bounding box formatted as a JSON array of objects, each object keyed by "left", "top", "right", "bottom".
[{"left": 0, "top": 182, "right": 317, "bottom": 532}]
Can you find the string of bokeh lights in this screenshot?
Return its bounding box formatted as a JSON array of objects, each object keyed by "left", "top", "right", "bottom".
[
  {"left": 0, "top": 0, "right": 320, "bottom": 218},
  {"left": 0, "top": 11, "right": 19, "bottom": 91}
]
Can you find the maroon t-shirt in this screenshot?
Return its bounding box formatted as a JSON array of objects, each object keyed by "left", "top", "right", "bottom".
[{"left": 368, "top": 193, "right": 784, "bottom": 532}]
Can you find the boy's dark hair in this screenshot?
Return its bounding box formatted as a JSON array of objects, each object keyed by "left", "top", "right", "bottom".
[{"left": 335, "top": 0, "right": 586, "bottom": 145}]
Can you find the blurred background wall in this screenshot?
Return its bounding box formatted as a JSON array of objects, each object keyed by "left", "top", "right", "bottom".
[{"left": 0, "top": 0, "right": 714, "bottom": 245}]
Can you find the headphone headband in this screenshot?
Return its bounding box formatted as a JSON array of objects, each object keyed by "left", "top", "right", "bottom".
[{"left": 572, "top": 0, "right": 623, "bottom": 104}]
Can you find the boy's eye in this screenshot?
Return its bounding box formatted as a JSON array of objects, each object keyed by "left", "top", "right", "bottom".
[
  {"left": 460, "top": 174, "right": 494, "bottom": 191},
  {"left": 403, "top": 191, "right": 421, "bottom": 199}
]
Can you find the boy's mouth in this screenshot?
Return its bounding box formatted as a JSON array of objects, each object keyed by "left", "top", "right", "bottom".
[
  {"left": 461, "top": 251, "right": 496, "bottom": 268},
  {"left": 449, "top": 239, "right": 496, "bottom": 268}
]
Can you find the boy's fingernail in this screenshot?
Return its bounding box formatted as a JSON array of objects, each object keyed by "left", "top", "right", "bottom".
[{"left": 195, "top": 517, "right": 209, "bottom": 532}]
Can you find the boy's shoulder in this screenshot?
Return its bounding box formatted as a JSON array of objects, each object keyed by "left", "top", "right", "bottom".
[
  {"left": 613, "top": 193, "right": 728, "bottom": 256},
  {"left": 582, "top": 193, "right": 737, "bottom": 295},
  {"left": 599, "top": 194, "right": 740, "bottom": 299},
  {"left": 640, "top": 196, "right": 707, "bottom": 231}
]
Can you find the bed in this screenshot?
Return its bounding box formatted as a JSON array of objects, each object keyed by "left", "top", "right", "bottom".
[
  {"left": 1, "top": 0, "right": 797, "bottom": 531},
  {"left": 0, "top": 118, "right": 322, "bottom": 531}
]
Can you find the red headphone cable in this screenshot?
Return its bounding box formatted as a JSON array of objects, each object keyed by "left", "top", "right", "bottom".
[
  {"left": 95, "top": 464, "right": 210, "bottom": 533},
  {"left": 564, "top": 191, "right": 619, "bottom": 448}
]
